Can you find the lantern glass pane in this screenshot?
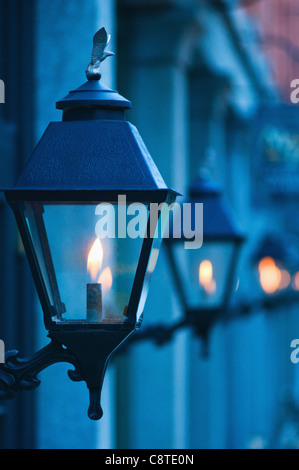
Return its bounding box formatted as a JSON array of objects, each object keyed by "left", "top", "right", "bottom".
[
  {"left": 135, "top": 209, "right": 168, "bottom": 322},
  {"left": 171, "top": 241, "right": 236, "bottom": 309},
  {"left": 22, "top": 201, "right": 150, "bottom": 325}
]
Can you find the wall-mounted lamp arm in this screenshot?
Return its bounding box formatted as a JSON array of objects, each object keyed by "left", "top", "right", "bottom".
[{"left": 0, "top": 338, "right": 80, "bottom": 400}]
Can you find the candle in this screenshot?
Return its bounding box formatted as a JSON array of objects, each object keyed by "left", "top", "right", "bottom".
[
  {"left": 87, "top": 283, "right": 103, "bottom": 322},
  {"left": 87, "top": 238, "right": 104, "bottom": 322}
]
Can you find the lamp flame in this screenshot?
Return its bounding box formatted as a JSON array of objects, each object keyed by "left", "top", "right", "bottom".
[
  {"left": 199, "top": 260, "right": 216, "bottom": 294},
  {"left": 258, "top": 256, "right": 281, "bottom": 294},
  {"left": 98, "top": 267, "right": 113, "bottom": 293},
  {"left": 87, "top": 238, "right": 103, "bottom": 282},
  {"left": 292, "top": 271, "right": 299, "bottom": 291},
  {"left": 199, "top": 260, "right": 213, "bottom": 286},
  {"left": 279, "top": 269, "right": 291, "bottom": 290}
]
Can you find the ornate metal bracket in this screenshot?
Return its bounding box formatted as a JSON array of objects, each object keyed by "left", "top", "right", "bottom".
[
  {"left": 0, "top": 329, "right": 133, "bottom": 421},
  {"left": 0, "top": 339, "right": 81, "bottom": 400}
]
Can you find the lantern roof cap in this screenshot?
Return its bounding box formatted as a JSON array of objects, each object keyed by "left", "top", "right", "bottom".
[
  {"left": 56, "top": 79, "right": 132, "bottom": 111},
  {"left": 188, "top": 175, "right": 221, "bottom": 198},
  {"left": 168, "top": 175, "right": 245, "bottom": 242},
  {"left": 191, "top": 176, "right": 245, "bottom": 242},
  {"left": 8, "top": 120, "right": 175, "bottom": 195},
  {"left": 57, "top": 28, "right": 131, "bottom": 112}
]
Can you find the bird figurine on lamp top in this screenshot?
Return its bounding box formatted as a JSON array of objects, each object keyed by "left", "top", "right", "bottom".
[{"left": 86, "top": 27, "right": 114, "bottom": 80}]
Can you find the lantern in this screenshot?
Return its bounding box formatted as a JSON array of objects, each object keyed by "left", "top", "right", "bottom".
[
  {"left": 0, "top": 28, "right": 178, "bottom": 419},
  {"left": 165, "top": 175, "right": 244, "bottom": 353}
]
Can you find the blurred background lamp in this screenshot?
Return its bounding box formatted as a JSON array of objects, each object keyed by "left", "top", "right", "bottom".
[
  {"left": 253, "top": 234, "right": 299, "bottom": 296},
  {"left": 165, "top": 174, "right": 245, "bottom": 353}
]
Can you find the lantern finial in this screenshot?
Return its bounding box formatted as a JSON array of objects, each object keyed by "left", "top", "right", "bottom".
[{"left": 86, "top": 27, "right": 114, "bottom": 80}]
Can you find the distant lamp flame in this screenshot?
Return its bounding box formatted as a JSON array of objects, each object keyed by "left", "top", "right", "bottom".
[
  {"left": 98, "top": 267, "right": 113, "bottom": 293},
  {"left": 258, "top": 256, "right": 275, "bottom": 272},
  {"left": 87, "top": 238, "right": 103, "bottom": 282},
  {"left": 258, "top": 256, "right": 281, "bottom": 294},
  {"left": 199, "top": 260, "right": 213, "bottom": 286},
  {"left": 205, "top": 278, "right": 216, "bottom": 294},
  {"left": 279, "top": 269, "right": 291, "bottom": 290},
  {"left": 292, "top": 271, "right": 299, "bottom": 291},
  {"left": 199, "top": 260, "right": 216, "bottom": 294}
]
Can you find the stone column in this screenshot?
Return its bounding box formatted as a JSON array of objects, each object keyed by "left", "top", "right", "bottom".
[{"left": 116, "top": 4, "right": 201, "bottom": 448}]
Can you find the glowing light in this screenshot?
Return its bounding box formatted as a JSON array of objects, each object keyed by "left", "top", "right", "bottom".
[
  {"left": 87, "top": 238, "right": 103, "bottom": 282},
  {"left": 279, "top": 269, "right": 291, "bottom": 290},
  {"left": 258, "top": 256, "right": 275, "bottom": 272},
  {"left": 205, "top": 278, "right": 216, "bottom": 294},
  {"left": 292, "top": 271, "right": 299, "bottom": 291},
  {"left": 258, "top": 256, "right": 281, "bottom": 294},
  {"left": 199, "top": 260, "right": 213, "bottom": 286},
  {"left": 199, "top": 260, "right": 216, "bottom": 295},
  {"left": 98, "top": 267, "right": 113, "bottom": 293}
]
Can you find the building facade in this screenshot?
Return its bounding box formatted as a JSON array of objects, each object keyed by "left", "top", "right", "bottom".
[{"left": 1, "top": 0, "right": 299, "bottom": 449}]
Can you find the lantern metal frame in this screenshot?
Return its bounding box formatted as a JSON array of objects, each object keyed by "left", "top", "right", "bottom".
[
  {"left": 6, "top": 191, "right": 175, "bottom": 332},
  {"left": 0, "top": 28, "right": 179, "bottom": 419}
]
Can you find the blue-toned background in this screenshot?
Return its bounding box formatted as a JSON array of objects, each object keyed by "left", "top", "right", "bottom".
[{"left": 1, "top": 0, "right": 299, "bottom": 449}]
